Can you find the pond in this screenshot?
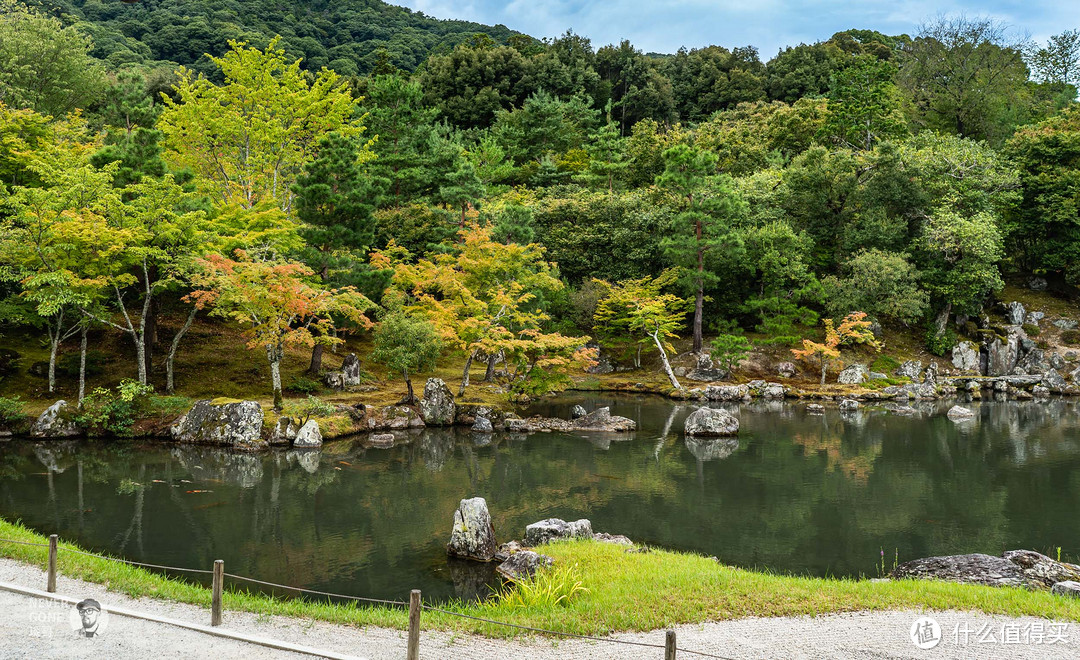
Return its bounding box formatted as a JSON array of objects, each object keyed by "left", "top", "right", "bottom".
[{"left": 1, "top": 394, "right": 1079, "bottom": 603}]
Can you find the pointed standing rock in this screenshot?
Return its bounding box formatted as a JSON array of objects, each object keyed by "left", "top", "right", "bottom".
[{"left": 447, "top": 497, "right": 497, "bottom": 561}]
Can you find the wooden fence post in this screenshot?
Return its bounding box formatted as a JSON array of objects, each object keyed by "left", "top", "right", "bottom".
[
  {"left": 47, "top": 535, "right": 58, "bottom": 593},
  {"left": 211, "top": 559, "right": 224, "bottom": 626},
  {"left": 665, "top": 629, "right": 676, "bottom": 660},
  {"left": 407, "top": 589, "right": 421, "bottom": 660}
]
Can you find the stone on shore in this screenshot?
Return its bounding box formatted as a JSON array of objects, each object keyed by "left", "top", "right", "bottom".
[
  {"left": 269, "top": 417, "right": 297, "bottom": 446},
  {"left": 364, "top": 405, "right": 425, "bottom": 430},
  {"left": 170, "top": 399, "right": 265, "bottom": 450},
  {"left": 471, "top": 416, "right": 493, "bottom": 433},
  {"left": 292, "top": 420, "right": 322, "bottom": 448},
  {"left": 419, "top": 378, "right": 456, "bottom": 426},
  {"left": 683, "top": 407, "right": 739, "bottom": 436},
  {"left": 496, "top": 550, "right": 553, "bottom": 581},
  {"left": 446, "top": 497, "right": 498, "bottom": 561},
  {"left": 1052, "top": 581, "right": 1080, "bottom": 598},
  {"left": 1002, "top": 550, "right": 1080, "bottom": 588},
  {"left": 323, "top": 353, "right": 363, "bottom": 389},
  {"left": 702, "top": 384, "right": 750, "bottom": 402},
  {"left": 895, "top": 360, "right": 922, "bottom": 379},
  {"left": 951, "top": 342, "right": 980, "bottom": 373},
  {"left": 776, "top": 361, "right": 797, "bottom": 378},
  {"left": 30, "top": 400, "right": 80, "bottom": 438},
  {"left": 837, "top": 364, "right": 869, "bottom": 385},
  {"left": 524, "top": 518, "right": 593, "bottom": 546},
  {"left": 947, "top": 405, "right": 975, "bottom": 421},
  {"left": 892, "top": 553, "right": 1028, "bottom": 588},
  {"left": 570, "top": 405, "right": 587, "bottom": 419}
]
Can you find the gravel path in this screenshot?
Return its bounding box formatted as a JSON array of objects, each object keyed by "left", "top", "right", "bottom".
[{"left": 0, "top": 556, "right": 1076, "bottom": 659}]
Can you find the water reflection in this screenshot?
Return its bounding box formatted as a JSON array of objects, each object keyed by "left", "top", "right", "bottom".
[{"left": 0, "top": 396, "right": 1078, "bottom": 602}]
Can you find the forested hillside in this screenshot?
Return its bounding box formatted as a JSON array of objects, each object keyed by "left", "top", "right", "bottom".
[{"left": 2, "top": 0, "right": 1080, "bottom": 412}]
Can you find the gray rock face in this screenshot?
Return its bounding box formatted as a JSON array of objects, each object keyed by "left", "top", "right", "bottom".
[
  {"left": 593, "top": 532, "right": 633, "bottom": 546},
  {"left": 895, "top": 360, "right": 923, "bottom": 379},
  {"left": 1006, "top": 301, "right": 1026, "bottom": 325},
  {"left": 947, "top": 405, "right": 975, "bottom": 421},
  {"left": 837, "top": 363, "right": 869, "bottom": 385},
  {"left": 1050, "top": 352, "right": 1066, "bottom": 370},
  {"left": 986, "top": 334, "right": 1020, "bottom": 377},
  {"left": 503, "top": 418, "right": 528, "bottom": 432},
  {"left": 892, "top": 553, "right": 1028, "bottom": 588},
  {"left": 838, "top": 399, "right": 860, "bottom": 412},
  {"left": 365, "top": 405, "right": 425, "bottom": 430},
  {"left": 1029, "top": 276, "right": 1048, "bottom": 291},
  {"left": 1026, "top": 311, "right": 1045, "bottom": 326},
  {"left": 170, "top": 400, "right": 265, "bottom": 450},
  {"left": 1052, "top": 581, "right": 1080, "bottom": 598},
  {"left": 1033, "top": 385, "right": 1051, "bottom": 398},
  {"left": 570, "top": 405, "right": 587, "bottom": 419},
  {"left": 30, "top": 401, "right": 80, "bottom": 438},
  {"left": 446, "top": 497, "right": 498, "bottom": 561},
  {"left": 1041, "top": 368, "right": 1068, "bottom": 391},
  {"left": 951, "top": 342, "right": 980, "bottom": 373},
  {"left": 524, "top": 518, "right": 593, "bottom": 546},
  {"left": 1016, "top": 348, "right": 1049, "bottom": 375},
  {"left": 684, "top": 436, "right": 739, "bottom": 461},
  {"left": 471, "top": 416, "right": 493, "bottom": 433},
  {"left": 686, "top": 353, "right": 729, "bottom": 382},
  {"left": 496, "top": 550, "right": 553, "bottom": 581},
  {"left": 702, "top": 384, "right": 750, "bottom": 402},
  {"left": 747, "top": 381, "right": 786, "bottom": 398},
  {"left": 419, "top": 378, "right": 456, "bottom": 426},
  {"left": 324, "top": 353, "right": 363, "bottom": 389},
  {"left": 293, "top": 420, "right": 322, "bottom": 448},
  {"left": 269, "top": 417, "right": 297, "bottom": 446},
  {"left": 368, "top": 433, "right": 395, "bottom": 447},
  {"left": 1053, "top": 318, "right": 1079, "bottom": 330},
  {"left": 777, "top": 361, "right": 797, "bottom": 378},
  {"left": 683, "top": 407, "right": 739, "bottom": 436},
  {"left": 1002, "top": 550, "right": 1080, "bottom": 588}
]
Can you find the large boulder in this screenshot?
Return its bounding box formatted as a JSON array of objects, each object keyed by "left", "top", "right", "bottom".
[
  {"left": 524, "top": 518, "right": 593, "bottom": 546},
  {"left": 323, "top": 353, "right": 363, "bottom": 389},
  {"left": 446, "top": 497, "right": 498, "bottom": 561},
  {"left": 895, "top": 360, "right": 923, "bottom": 379},
  {"left": 683, "top": 407, "right": 739, "bottom": 436},
  {"left": 985, "top": 334, "right": 1020, "bottom": 377},
  {"left": 892, "top": 553, "right": 1028, "bottom": 588},
  {"left": 170, "top": 400, "right": 265, "bottom": 450},
  {"left": 496, "top": 550, "right": 553, "bottom": 581},
  {"left": 838, "top": 399, "right": 860, "bottom": 412},
  {"left": 419, "top": 378, "right": 456, "bottom": 426},
  {"left": 1041, "top": 368, "right": 1068, "bottom": 392},
  {"left": 951, "top": 342, "right": 980, "bottom": 373},
  {"left": 574, "top": 406, "right": 635, "bottom": 431},
  {"left": 293, "top": 420, "right": 322, "bottom": 448},
  {"left": 570, "top": 405, "right": 587, "bottom": 420},
  {"left": 702, "top": 384, "right": 750, "bottom": 402},
  {"left": 946, "top": 405, "right": 975, "bottom": 421},
  {"left": 1003, "top": 550, "right": 1080, "bottom": 588},
  {"left": 837, "top": 364, "right": 869, "bottom": 385},
  {"left": 1006, "top": 301, "right": 1026, "bottom": 325},
  {"left": 29, "top": 401, "right": 80, "bottom": 438},
  {"left": 471, "top": 416, "right": 493, "bottom": 433},
  {"left": 776, "top": 362, "right": 797, "bottom": 378},
  {"left": 364, "top": 405, "right": 425, "bottom": 430},
  {"left": 1016, "top": 348, "right": 1050, "bottom": 375}
]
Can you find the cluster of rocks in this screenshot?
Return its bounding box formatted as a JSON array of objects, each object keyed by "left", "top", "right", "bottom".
[
  {"left": 504, "top": 406, "right": 636, "bottom": 433},
  {"left": 892, "top": 549, "right": 1080, "bottom": 597},
  {"left": 445, "top": 497, "right": 633, "bottom": 581}
]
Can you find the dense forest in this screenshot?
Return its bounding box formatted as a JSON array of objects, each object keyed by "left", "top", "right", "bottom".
[{"left": 2, "top": 0, "right": 1080, "bottom": 409}]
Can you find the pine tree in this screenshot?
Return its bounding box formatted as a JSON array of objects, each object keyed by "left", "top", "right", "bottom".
[{"left": 577, "top": 107, "right": 628, "bottom": 192}]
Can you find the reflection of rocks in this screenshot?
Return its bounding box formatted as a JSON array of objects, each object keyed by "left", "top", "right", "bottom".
[
  {"left": 172, "top": 446, "right": 265, "bottom": 488},
  {"left": 894, "top": 550, "right": 1080, "bottom": 591},
  {"left": 806, "top": 404, "right": 825, "bottom": 415},
  {"left": 417, "top": 428, "right": 456, "bottom": 471},
  {"left": 30, "top": 401, "right": 80, "bottom": 438},
  {"left": 33, "top": 442, "right": 76, "bottom": 473},
  {"left": 524, "top": 518, "right": 593, "bottom": 546},
  {"left": 367, "top": 433, "right": 395, "bottom": 448},
  {"left": 684, "top": 436, "right": 739, "bottom": 461},
  {"left": 286, "top": 449, "right": 321, "bottom": 474},
  {"left": 447, "top": 557, "right": 498, "bottom": 601},
  {"left": 497, "top": 550, "right": 553, "bottom": 581},
  {"left": 419, "top": 378, "right": 456, "bottom": 426},
  {"left": 446, "top": 497, "right": 498, "bottom": 561},
  {"left": 171, "top": 400, "right": 265, "bottom": 450},
  {"left": 684, "top": 407, "right": 739, "bottom": 436}
]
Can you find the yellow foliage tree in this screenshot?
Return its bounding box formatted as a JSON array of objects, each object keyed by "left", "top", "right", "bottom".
[{"left": 792, "top": 312, "right": 881, "bottom": 386}]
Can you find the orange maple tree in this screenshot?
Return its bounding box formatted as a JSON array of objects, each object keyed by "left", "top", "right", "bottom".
[{"left": 792, "top": 312, "right": 882, "bottom": 386}]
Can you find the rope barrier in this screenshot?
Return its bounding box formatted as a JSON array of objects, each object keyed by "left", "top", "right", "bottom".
[{"left": 1, "top": 535, "right": 736, "bottom": 658}]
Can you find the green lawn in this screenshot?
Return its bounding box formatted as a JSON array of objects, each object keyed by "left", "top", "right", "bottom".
[{"left": 0, "top": 518, "right": 1075, "bottom": 639}]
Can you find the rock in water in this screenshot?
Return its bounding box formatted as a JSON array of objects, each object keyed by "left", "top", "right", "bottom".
[
  {"left": 838, "top": 399, "right": 860, "bottom": 412},
  {"left": 365, "top": 405, "right": 425, "bottom": 430},
  {"left": 837, "top": 364, "right": 869, "bottom": 385},
  {"left": 293, "top": 420, "right": 322, "bottom": 448},
  {"left": 446, "top": 497, "right": 497, "bottom": 561},
  {"left": 570, "top": 404, "right": 587, "bottom": 419},
  {"left": 892, "top": 554, "right": 1028, "bottom": 588},
  {"left": 951, "top": 342, "right": 980, "bottom": 373},
  {"left": 496, "top": 550, "right": 553, "bottom": 581},
  {"left": 1006, "top": 301, "right": 1026, "bottom": 325},
  {"left": 806, "top": 404, "right": 825, "bottom": 414},
  {"left": 1052, "top": 581, "right": 1080, "bottom": 598},
  {"left": 524, "top": 518, "right": 594, "bottom": 546},
  {"left": 947, "top": 405, "right": 975, "bottom": 421},
  {"left": 30, "top": 401, "right": 80, "bottom": 438},
  {"left": 471, "top": 417, "right": 493, "bottom": 433},
  {"left": 170, "top": 400, "right": 265, "bottom": 450},
  {"left": 419, "top": 378, "right": 456, "bottom": 426},
  {"left": 683, "top": 408, "right": 739, "bottom": 436}
]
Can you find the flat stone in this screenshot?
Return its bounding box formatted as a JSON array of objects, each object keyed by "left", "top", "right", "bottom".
[
  {"left": 496, "top": 550, "right": 553, "bottom": 581},
  {"left": 368, "top": 433, "right": 395, "bottom": 447},
  {"left": 524, "top": 518, "right": 593, "bottom": 546},
  {"left": 892, "top": 553, "right": 1028, "bottom": 588},
  {"left": 806, "top": 404, "right": 825, "bottom": 414},
  {"left": 1052, "top": 581, "right": 1080, "bottom": 598}
]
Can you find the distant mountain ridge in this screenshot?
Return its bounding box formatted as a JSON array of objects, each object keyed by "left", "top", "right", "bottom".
[{"left": 28, "top": 0, "right": 524, "bottom": 76}]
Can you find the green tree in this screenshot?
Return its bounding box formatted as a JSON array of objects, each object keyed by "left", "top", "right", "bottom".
[
  {"left": 657, "top": 144, "right": 745, "bottom": 352},
  {"left": 823, "top": 55, "right": 907, "bottom": 151},
  {"left": 371, "top": 311, "right": 442, "bottom": 405},
  {"left": 739, "top": 220, "right": 820, "bottom": 345},
  {"left": 577, "top": 112, "right": 628, "bottom": 192},
  {"left": 361, "top": 74, "right": 441, "bottom": 204},
  {"left": 1027, "top": 30, "right": 1080, "bottom": 87},
  {"left": 822, "top": 249, "right": 928, "bottom": 325}
]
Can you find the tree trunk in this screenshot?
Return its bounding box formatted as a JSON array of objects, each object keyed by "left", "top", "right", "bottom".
[
  {"left": 143, "top": 296, "right": 157, "bottom": 379},
  {"left": 933, "top": 303, "right": 953, "bottom": 338},
  {"left": 308, "top": 343, "right": 324, "bottom": 376},
  {"left": 693, "top": 277, "right": 704, "bottom": 353},
  {"left": 483, "top": 353, "right": 497, "bottom": 382},
  {"left": 48, "top": 328, "right": 59, "bottom": 395},
  {"left": 404, "top": 370, "right": 415, "bottom": 405},
  {"left": 635, "top": 344, "right": 642, "bottom": 369},
  {"left": 651, "top": 328, "right": 681, "bottom": 390},
  {"left": 78, "top": 324, "right": 87, "bottom": 406},
  {"left": 267, "top": 344, "right": 284, "bottom": 410},
  {"left": 165, "top": 306, "right": 197, "bottom": 394},
  {"left": 458, "top": 349, "right": 476, "bottom": 396},
  {"left": 820, "top": 356, "right": 827, "bottom": 386}
]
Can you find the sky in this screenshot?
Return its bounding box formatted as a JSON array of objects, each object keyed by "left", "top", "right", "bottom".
[{"left": 394, "top": 0, "right": 1080, "bottom": 58}]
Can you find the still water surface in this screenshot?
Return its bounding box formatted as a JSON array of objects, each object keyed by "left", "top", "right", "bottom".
[{"left": 1, "top": 395, "right": 1078, "bottom": 602}]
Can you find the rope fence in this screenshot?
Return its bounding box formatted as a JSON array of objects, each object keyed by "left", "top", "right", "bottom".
[{"left": 0, "top": 534, "right": 736, "bottom": 659}]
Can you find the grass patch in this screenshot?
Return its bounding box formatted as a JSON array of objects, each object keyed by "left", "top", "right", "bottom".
[{"left": 0, "top": 520, "right": 1076, "bottom": 638}]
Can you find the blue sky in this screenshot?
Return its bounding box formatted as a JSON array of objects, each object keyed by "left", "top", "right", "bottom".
[{"left": 394, "top": 0, "right": 1080, "bottom": 58}]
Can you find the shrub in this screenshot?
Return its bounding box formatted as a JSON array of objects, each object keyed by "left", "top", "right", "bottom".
[
  {"left": 74, "top": 380, "right": 155, "bottom": 437},
  {"left": 1063, "top": 330, "right": 1080, "bottom": 346},
  {"left": 285, "top": 376, "right": 322, "bottom": 395},
  {"left": 0, "top": 396, "right": 28, "bottom": 428},
  {"left": 56, "top": 350, "right": 107, "bottom": 378},
  {"left": 283, "top": 395, "right": 338, "bottom": 424},
  {"left": 925, "top": 326, "right": 957, "bottom": 357},
  {"left": 1022, "top": 323, "right": 1040, "bottom": 337},
  {"left": 710, "top": 334, "right": 752, "bottom": 372}
]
